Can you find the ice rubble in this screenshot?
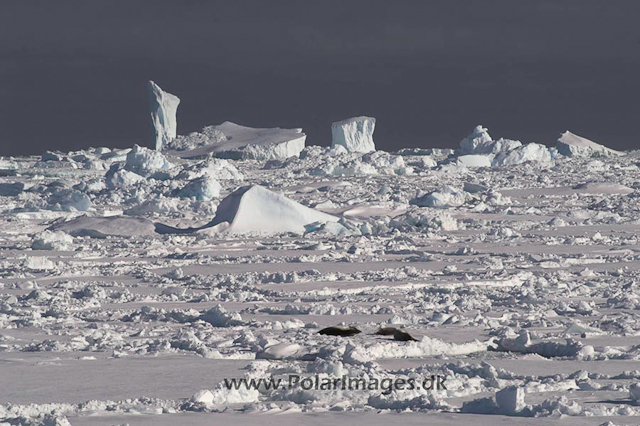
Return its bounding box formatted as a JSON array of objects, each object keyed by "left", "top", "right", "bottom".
[
  {"left": 31, "top": 230, "right": 74, "bottom": 250},
  {"left": 331, "top": 116, "right": 376, "bottom": 153},
  {"left": 178, "top": 175, "right": 221, "bottom": 201},
  {"left": 167, "top": 125, "right": 227, "bottom": 151},
  {"left": 171, "top": 121, "right": 306, "bottom": 160},
  {"left": 456, "top": 125, "right": 551, "bottom": 167},
  {"left": 147, "top": 80, "right": 180, "bottom": 151},
  {"left": 124, "top": 144, "right": 173, "bottom": 177},
  {"left": 557, "top": 131, "right": 622, "bottom": 157},
  {"left": 203, "top": 185, "right": 338, "bottom": 234}
]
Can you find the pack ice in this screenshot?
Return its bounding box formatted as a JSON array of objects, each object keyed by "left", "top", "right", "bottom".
[
  {"left": 147, "top": 81, "right": 180, "bottom": 151},
  {"left": 1, "top": 116, "right": 639, "bottom": 426}
]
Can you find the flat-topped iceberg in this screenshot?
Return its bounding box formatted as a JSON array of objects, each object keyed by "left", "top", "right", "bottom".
[
  {"left": 331, "top": 116, "right": 376, "bottom": 153},
  {"left": 557, "top": 131, "right": 622, "bottom": 157},
  {"left": 148, "top": 81, "right": 180, "bottom": 151},
  {"left": 169, "top": 122, "right": 306, "bottom": 161}
]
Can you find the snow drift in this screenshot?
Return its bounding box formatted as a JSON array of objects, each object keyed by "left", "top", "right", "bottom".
[
  {"left": 147, "top": 81, "right": 180, "bottom": 151},
  {"left": 203, "top": 185, "right": 338, "bottom": 234}
]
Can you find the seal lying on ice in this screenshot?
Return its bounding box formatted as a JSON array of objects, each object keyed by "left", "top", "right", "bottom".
[
  {"left": 374, "top": 327, "right": 419, "bottom": 342},
  {"left": 374, "top": 327, "right": 398, "bottom": 336},
  {"left": 318, "top": 326, "right": 361, "bottom": 337}
]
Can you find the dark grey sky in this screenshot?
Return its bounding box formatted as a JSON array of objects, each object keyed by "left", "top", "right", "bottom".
[{"left": 1, "top": 0, "right": 639, "bottom": 156}]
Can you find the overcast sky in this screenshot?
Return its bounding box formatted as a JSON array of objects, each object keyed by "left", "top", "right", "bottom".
[{"left": 1, "top": 0, "right": 639, "bottom": 156}]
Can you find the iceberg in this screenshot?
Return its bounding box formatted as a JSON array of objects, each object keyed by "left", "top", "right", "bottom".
[
  {"left": 459, "top": 125, "right": 494, "bottom": 154},
  {"left": 170, "top": 122, "right": 306, "bottom": 161},
  {"left": 203, "top": 185, "right": 338, "bottom": 234},
  {"left": 331, "top": 116, "right": 376, "bottom": 153},
  {"left": 556, "top": 131, "right": 622, "bottom": 157},
  {"left": 147, "top": 81, "right": 180, "bottom": 151}
]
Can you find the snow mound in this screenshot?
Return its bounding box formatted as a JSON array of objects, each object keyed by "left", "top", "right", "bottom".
[
  {"left": 204, "top": 185, "right": 338, "bottom": 234},
  {"left": 331, "top": 116, "right": 376, "bottom": 153},
  {"left": 557, "top": 131, "right": 622, "bottom": 157},
  {"left": 124, "top": 145, "right": 173, "bottom": 177},
  {"left": 148, "top": 80, "right": 180, "bottom": 151},
  {"left": 48, "top": 216, "right": 157, "bottom": 238},
  {"left": 172, "top": 121, "right": 306, "bottom": 160}
]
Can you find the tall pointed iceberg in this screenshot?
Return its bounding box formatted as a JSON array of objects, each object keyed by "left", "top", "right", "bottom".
[{"left": 147, "top": 81, "right": 180, "bottom": 151}]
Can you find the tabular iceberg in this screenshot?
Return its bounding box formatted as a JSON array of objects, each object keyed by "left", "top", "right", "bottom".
[
  {"left": 147, "top": 81, "right": 180, "bottom": 151},
  {"left": 169, "top": 122, "right": 306, "bottom": 161},
  {"left": 331, "top": 116, "right": 376, "bottom": 153}
]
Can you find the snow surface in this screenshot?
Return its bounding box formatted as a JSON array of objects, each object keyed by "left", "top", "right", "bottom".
[
  {"left": 0, "top": 127, "right": 639, "bottom": 425},
  {"left": 148, "top": 81, "right": 180, "bottom": 151},
  {"left": 331, "top": 116, "right": 376, "bottom": 153}
]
